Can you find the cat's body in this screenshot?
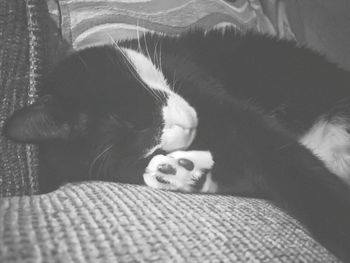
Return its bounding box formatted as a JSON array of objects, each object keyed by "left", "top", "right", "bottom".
[{"left": 4, "top": 28, "right": 350, "bottom": 261}]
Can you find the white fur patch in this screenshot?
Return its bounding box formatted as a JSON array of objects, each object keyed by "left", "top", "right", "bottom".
[
  {"left": 122, "top": 48, "right": 169, "bottom": 92},
  {"left": 300, "top": 118, "right": 350, "bottom": 183},
  {"left": 122, "top": 48, "right": 198, "bottom": 154},
  {"left": 169, "top": 151, "right": 218, "bottom": 193},
  {"left": 201, "top": 172, "right": 218, "bottom": 193},
  {"left": 161, "top": 95, "right": 197, "bottom": 152},
  {"left": 168, "top": 150, "right": 214, "bottom": 170},
  {"left": 143, "top": 150, "right": 218, "bottom": 193}
]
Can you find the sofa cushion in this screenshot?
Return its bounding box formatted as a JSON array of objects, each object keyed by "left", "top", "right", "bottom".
[
  {"left": 0, "top": 182, "right": 340, "bottom": 262},
  {"left": 0, "top": 0, "right": 46, "bottom": 197}
]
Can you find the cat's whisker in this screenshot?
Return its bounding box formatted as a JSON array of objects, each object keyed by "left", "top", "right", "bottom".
[
  {"left": 114, "top": 43, "right": 164, "bottom": 104},
  {"left": 100, "top": 147, "right": 113, "bottom": 180},
  {"left": 105, "top": 30, "right": 165, "bottom": 104},
  {"left": 158, "top": 41, "right": 163, "bottom": 72},
  {"left": 105, "top": 32, "right": 116, "bottom": 47},
  {"left": 178, "top": 83, "right": 184, "bottom": 94},
  {"left": 136, "top": 18, "right": 142, "bottom": 52},
  {"left": 110, "top": 114, "right": 126, "bottom": 127},
  {"left": 172, "top": 72, "right": 183, "bottom": 94},
  {"left": 138, "top": 25, "right": 167, "bottom": 104},
  {"left": 124, "top": 60, "right": 164, "bottom": 104},
  {"left": 152, "top": 41, "right": 169, "bottom": 102},
  {"left": 77, "top": 53, "right": 90, "bottom": 72},
  {"left": 141, "top": 29, "right": 166, "bottom": 103},
  {"left": 89, "top": 144, "right": 114, "bottom": 180},
  {"left": 104, "top": 31, "right": 166, "bottom": 105},
  {"left": 125, "top": 62, "right": 164, "bottom": 104},
  {"left": 104, "top": 32, "right": 128, "bottom": 70},
  {"left": 141, "top": 24, "right": 152, "bottom": 62},
  {"left": 171, "top": 70, "right": 180, "bottom": 94},
  {"left": 153, "top": 38, "right": 161, "bottom": 69},
  {"left": 104, "top": 32, "right": 163, "bottom": 103},
  {"left": 98, "top": 149, "right": 112, "bottom": 180}
]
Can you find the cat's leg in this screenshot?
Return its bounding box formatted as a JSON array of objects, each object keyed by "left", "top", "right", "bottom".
[
  {"left": 300, "top": 114, "right": 350, "bottom": 184},
  {"left": 143, "top": 150, "right": 218, "bottom": 193}
]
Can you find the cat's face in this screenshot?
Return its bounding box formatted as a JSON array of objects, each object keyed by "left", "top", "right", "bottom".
[
  {"left": 3, "top": 45, "right": 198, "bottom": 187},
  {"left": 120, "top": 48, "right": 198, "bottom": 155}
]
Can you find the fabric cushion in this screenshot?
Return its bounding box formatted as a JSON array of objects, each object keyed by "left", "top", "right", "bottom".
[
  {"left": 0, "top": 0, "right": 46, "bottom": 197},
  {"left": 0, "top": 182, "right": 340, "bottom": 262}
]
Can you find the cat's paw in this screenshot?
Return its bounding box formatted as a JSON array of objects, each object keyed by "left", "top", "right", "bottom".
[
  {"left": 300, "top": 117, "right": 350, "bottom": 184},
  {"left": 143, "top": 150, "right": 218, "bottom": 193}
]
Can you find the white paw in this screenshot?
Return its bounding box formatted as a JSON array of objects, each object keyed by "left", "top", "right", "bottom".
[
  {"left": 300, "top": 118, "right": 350, "bottom": 184},
  {"left": 143, "top": 150, "right": 218, "bottom": 193}
]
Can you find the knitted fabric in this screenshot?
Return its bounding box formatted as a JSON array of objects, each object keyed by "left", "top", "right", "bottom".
[
  {"left": 0, "top": 182, "right": 340, "bottom": 262},
  {"left": 0, "top": 0, "right": 44, "bottom": 197}
]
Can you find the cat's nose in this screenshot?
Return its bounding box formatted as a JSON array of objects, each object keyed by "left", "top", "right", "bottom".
[{"left": 157, "top": 163, "right": 177, "bottom": 175}]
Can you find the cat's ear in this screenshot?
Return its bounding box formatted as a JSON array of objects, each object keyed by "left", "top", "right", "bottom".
[{"left": 3, "top": 95, "right": 86, "bottom": 143}]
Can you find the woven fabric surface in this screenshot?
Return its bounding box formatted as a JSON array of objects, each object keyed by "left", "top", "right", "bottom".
[
  {"left": 0, "top": 0, "right": 41, "bottom": 197},
  {"left": 0, "top": 182, "right": 339, "bottom": 262}
]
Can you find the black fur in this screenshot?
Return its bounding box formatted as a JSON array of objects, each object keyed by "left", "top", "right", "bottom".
[{"left": 4, "top": 28, "right": 350, "bottom": 261}]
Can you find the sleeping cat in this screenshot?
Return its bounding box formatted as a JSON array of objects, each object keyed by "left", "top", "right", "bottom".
[{"left": 4, "top": 28, "right": 350, "bottom": 261}]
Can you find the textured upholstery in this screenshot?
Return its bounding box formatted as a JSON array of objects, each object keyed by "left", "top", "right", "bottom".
[
  {"left": 0, "top": 182, "right": 340, "bottom": 262},
  {"left": 0, "top": 0, "right": 45, "bottom": 196}
]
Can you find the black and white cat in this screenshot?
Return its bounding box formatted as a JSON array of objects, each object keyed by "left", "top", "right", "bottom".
[{"left": 4, "top": 28, "right": 350, "bottom": 261}]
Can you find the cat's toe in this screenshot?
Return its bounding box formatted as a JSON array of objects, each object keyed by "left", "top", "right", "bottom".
[
  {"left": 167, "top": 150, "right": 218, "bottom": 192},
  {"left": 143, "top": 154, "right": 178, "bottom": 190}
]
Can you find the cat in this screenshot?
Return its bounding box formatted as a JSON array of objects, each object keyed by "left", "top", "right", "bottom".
[{"left": 4, "top": 28, "right": 350, "bottom": 261}]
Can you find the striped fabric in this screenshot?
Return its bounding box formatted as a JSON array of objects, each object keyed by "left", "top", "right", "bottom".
[
  {"left": 47, "top": 0, "right": 296, "bottom": 55},
  {"left": 0, "top": 182, "right": 340, "bottom": 262}
]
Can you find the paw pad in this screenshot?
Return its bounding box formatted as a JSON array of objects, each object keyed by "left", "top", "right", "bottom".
[
  {"left": 143, "top": 150, "right": 216, "bottom": 193},
  {"left": 157, "top": 163, "right": 176, "bottom": 175},
  {"left": 178, "top": 158, "right": 194, "bottom": 171}
]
